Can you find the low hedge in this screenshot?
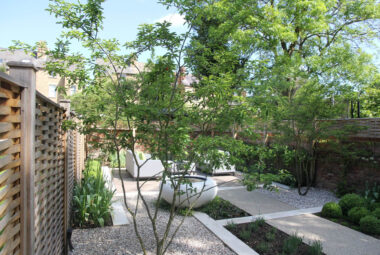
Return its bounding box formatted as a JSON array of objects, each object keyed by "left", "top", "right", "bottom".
[
  {"left": 339, "top": 194, "right": 366, "bottom": 215},
  {"left": 321, "top": 202, "right": 342, "bottom": 218}
]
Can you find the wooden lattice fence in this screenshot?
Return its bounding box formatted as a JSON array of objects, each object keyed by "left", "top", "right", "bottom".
[
  {"left": 0, "top": 61, "right": 85, "bottom": 255},
  {"left": 0, "top": 71, "right": 23, "bottom": 255}
]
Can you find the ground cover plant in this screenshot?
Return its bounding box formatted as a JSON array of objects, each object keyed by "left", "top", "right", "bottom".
[
  {"left": 226, "top": 218, "right": 324, "bottom": 255},
  {"left": 319, "top": 193, "right": 380, "bottom": 238},
  {"left": 198, "top": 196, "right": 250, "bottom": 220},
  {"left": 72, "top": 160, "right": 114, "bottom": 228},
  {"left": 156, "top": 196, "right": 250, "bottom": 220}
]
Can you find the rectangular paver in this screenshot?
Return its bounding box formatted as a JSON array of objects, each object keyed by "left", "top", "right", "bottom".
[{"left": 218, "top": 189, "right": 295, "bottom": 216}]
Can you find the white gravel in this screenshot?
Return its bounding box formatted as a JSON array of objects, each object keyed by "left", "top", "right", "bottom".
[
  {"left": 256, "top": 186, "right": 339, "bottom": 209},
  {"left": 71, "top": 194, "right": 235, "bottom": 255}
]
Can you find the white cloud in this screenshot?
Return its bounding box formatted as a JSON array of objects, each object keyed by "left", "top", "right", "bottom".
[{"left": 155, "top": 13, "right": 185, "bottom": 27}]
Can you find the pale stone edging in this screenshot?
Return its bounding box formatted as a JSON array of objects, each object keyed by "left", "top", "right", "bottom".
[
  {"left": 193, "top": 212, "right": 259, "bottom": 255},
  {"left": 217, "top": 206, "right": 323, "bottom": 226},
  {"left": 111, "top": 200, "right": 130, "bottom": 225}
]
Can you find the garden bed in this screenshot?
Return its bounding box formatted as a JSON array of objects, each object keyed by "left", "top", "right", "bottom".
[
  {"left": 198, "top": 196, "right": 250, "bottom": 220},
  {"left": 316, "top": 213, "right": 380, "bottom": 239},
  {"left": 157, "top": 196, "right": 250, "bottom": 220},
  {"left": 226, "top": 219, "right": 325, "bottom": 255}
]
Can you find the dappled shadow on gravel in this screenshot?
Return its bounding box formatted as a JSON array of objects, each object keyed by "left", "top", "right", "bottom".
[{"left": 70, "top": 195, "right": 236, "bottom": 255}]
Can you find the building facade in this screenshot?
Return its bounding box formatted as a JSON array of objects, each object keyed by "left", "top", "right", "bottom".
[{"left": 0, "top": 47, "right": 78, "bottom": 102}]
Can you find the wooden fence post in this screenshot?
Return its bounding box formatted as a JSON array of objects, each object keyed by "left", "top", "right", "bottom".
[
  {"left": 8, "top": 61, "right": 37, "bottom": 255},
  {"left": 59, "top": 99, "right": 71, "bottom": 255}
]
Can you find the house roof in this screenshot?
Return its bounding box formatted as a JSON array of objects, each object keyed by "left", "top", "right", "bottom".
[
  {"left": 0, "top": 48, "right": 45, "bottom": 69},
  {"left": 95, "top": 58, "right": 145, "bottom": 75}
]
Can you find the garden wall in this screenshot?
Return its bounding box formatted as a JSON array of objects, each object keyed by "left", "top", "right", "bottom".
[
  {"left": 315, "top": 140, "right": 380, "bottom": 191},
  {"left": 0, "top": 61, "right": 85, "bottom": 255}
]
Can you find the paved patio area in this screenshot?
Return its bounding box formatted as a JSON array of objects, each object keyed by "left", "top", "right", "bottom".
[{"left": 76, "top": 170, "right": 380, "bottom": 255}]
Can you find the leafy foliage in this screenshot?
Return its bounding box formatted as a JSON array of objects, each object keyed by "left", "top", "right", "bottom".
[
  {"left": 198, "top": 196, "right": 250, "bottom": 220},
  {"left": 72, "top": 160, "right": 114, "bottom": 228},
  {"left": 282, "top": 234, "right": 303, "bottom": 255},
  {"left": 321, "top": 202, "right": 342, "bottom": 219},
  {"left": 308, "top": 240, "right": 324, "bottom": 255},
  {"left": 359, "top": 215, "right": 380, "bottom": 235},
  {"left": 347, "top": 207, "right": 370, "bottom": 224},
  {"left": 339, "top": 194, "right": 367, "bottom": 215}
]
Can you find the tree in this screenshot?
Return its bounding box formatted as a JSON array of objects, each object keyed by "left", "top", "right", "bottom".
[
  {"left": 10, "top": 0, "right": 249, "bottom": 254},
  {"left": 165, "top": 0, "right": 380, "bottom": 194}
]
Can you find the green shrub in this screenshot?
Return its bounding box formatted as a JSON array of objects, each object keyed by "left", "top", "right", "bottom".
[
  {"left": 247, "top": 218, "right": 265, "bottom": 233},
  {"left": 198, "top": 196, "right": 250, "bottom": 220},
  {"left": 282, "top": 234, "right": 302, "bottom": 255},
  {"left": 72, "top": 160, "right": 114, "bottom": 228},
  {"left": 359, "top": 215, "right": 380, "bottom": 235},
  {"left": 239, "top": 230, "right": 251, "bottom": 241},
  {"left": 339, "top": 193, "right": 366, "bottom": 215},
  {"left": 368, "top": 202, "right": 380, "bottom": 211},
  {"left": 308, "top": 240, "right": 323, "bottom": 255},
  {"left": 265, "top": 229, "right": 276, "bottom": 242},
  {"left": 155, "top": 198, "right": 192, "bottom": 216},
  {"left": 321, "top": 202, "right": 342, "bottom": 218},
  {"left": 372, "top": 208, "right": 380, "bottom": 219},
  {"left": 108, "top": 150, "right": 126, "bottom": 168},
  {"left": 256, "top": 242, "right": 270, "bottom": 253},
  {"left": 335, "top": 180, "right": 356, "bottom": 198},
  {"left": 348, "top": 207, "right": 370, "bottom": 224}
]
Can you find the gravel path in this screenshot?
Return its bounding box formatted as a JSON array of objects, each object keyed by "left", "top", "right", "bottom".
[
  {"left": 70, "top": 195, "right": 235, "bottom": 255},
  {"left": 256, "top": 186, "right": 339, "bottom": 209}
]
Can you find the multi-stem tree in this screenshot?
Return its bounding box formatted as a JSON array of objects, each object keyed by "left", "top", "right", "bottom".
[{"left": 9, "top": 0, "right": 249, "bottom": 254}]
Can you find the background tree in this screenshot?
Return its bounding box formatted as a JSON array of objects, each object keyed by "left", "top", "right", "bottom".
[{"left": 164, "top": 0, "right": 380, "bottom": 194}]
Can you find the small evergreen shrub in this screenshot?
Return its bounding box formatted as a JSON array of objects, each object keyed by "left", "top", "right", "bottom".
[
  {"left": 359, "top": 215, "right": 380, "bottom": 235},
  {"left": 339, "top": 193, "right": 366, "bottom": 214},
  {"left": 348, "top": 207, "right": 370, "bottom": 224},
  {"left": 321, "top": 202, "right": 342, "bottom": 218},
  {"left": 372, "top": 208, "right": 380, "bottom": 219}
]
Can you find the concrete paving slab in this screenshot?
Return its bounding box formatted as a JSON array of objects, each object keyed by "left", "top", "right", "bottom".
[
  {"left": 112, "top": 170, "right": 160, "bottom": 193},
  {"left": 217, "top": 206, "right": 322, "bottom": 226},
  {"left": 111, "top": 200, "right": 129, "bottom": 225},
  {"left": 268, "top": 214, "right": 380, "bottom": 255},
  {"left": 218, "top": 189, "right": 295, "bottom": 216}
]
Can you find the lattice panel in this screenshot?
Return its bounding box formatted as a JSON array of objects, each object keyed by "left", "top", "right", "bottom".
[
  {"left": 66, "top": 128, "right": 74, "bottom": 228},
  {"left": 34, "top": 97, "right": 66, "bottom": 255},
  {"left": 0, "top": 80, "right": 22, "bottom": 255}
]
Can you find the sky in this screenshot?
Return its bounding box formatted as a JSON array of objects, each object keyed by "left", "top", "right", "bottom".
[
  {"left": 0, "top": 0, "right": 186, "bottom": 61},
  {"left": 0, "top": 0, "right": 379, "bottom": 66}
]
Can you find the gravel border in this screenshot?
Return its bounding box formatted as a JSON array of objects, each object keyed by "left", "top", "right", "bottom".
[
  {"left": 70, "top": 195, "right": 236, "bottom": 255},
  {"left": 256, "top": 186, "right": 339, "bottom": 209}
]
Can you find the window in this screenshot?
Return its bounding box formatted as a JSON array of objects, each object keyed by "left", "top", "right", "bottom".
[
  {"left": 48, "top": 84, "right": 57, "bottom": 98},
  {"left": 70, "top": 85, "right": 76, "bottom": 95}
]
